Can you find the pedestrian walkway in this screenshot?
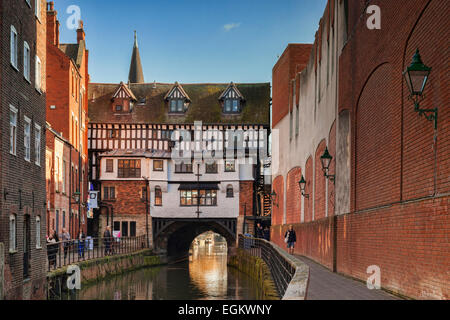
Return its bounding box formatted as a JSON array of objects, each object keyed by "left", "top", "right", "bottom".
[{"left": 294, "top": 255, "right": 401, "bottom": 300}]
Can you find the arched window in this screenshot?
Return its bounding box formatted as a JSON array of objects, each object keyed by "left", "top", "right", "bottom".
[
  {"left": 226, "top": 185, "right": 234, "bottom": 198},
  {"left": 36, "top": 216, "right": 41, "bottom": 248},
  {"left": 9, "top": 214, "right": 16, "bottom": 252},
  {"left": 155, "top": 186, "right": 162, "bottom": 206}
]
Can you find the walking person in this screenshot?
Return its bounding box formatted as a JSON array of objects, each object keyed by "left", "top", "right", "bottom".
[
  {"left": 255, "top": 223, "right": 264, "bottom": 239},
  {"left": 103, "top": 226, "right": 112, "bottom": 256},
  {"left": 78, "top": 230, "right": 86, "bottom": 259},
  {"left": 46, "top": 231, "right": 57, "bottom": 269},
  {"left": 61, "top": 228, "right": 71, "bottom": 260},
  {"left": 284, "top": 225, "right": 297, "bottom": 255},
  {"left": 263, "top": 226, "right": 270, "bottom": 241}
]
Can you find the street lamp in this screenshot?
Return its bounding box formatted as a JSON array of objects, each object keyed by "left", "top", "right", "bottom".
[
  {"left": 298, "top": 175, "right": 309, "bottom": 199},
  {"left": 403, "top": 49, "right": 437, "bottom": 129},
  {"left": 320, "top": 147, "right": 335, "bottom": 183},
  {"left": 270, "top": 191, "right": 279, "bottom": 208}
]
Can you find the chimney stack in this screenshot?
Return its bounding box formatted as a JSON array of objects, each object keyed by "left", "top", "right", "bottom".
[
  {"left": 77, "top": 20, "right": 85, "bottom": 43},
  {"left": 46, "top": 1, "right": 59, "bottom": 46}
]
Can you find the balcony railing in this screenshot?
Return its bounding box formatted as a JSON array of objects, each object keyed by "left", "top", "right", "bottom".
[
  {"left": 238, "top": 234, "right": 309, "bottom": 300},
  {"left": 46, "top": 235, "right": 148, "bottom": 271}
]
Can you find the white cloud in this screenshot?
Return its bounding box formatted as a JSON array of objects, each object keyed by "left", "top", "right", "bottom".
[{"left": 223, "top": 22, "right": 241, "bottom": 32}]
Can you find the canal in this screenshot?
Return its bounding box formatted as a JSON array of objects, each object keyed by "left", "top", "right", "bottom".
[{"left": 63, "top": 233, "right": 263, "bottom": 300}]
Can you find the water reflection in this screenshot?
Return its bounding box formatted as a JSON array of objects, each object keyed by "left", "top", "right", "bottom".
[{"left": 66, "top": 234, "right": 262, "bottom": 300}]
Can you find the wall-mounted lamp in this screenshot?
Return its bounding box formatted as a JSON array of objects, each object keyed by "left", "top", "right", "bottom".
[
  {"left": 72, "top": 191, "right": 81, "bottom": 204},
  {"left": 3, "top": 188, "right": 9, "bottom": 201},
  {"left": 403, "top": 49, "right": 437, "bottom": 130},
  {"left": 298, "top": 175, "right": 309, "bottom": 199},
  {"left": 270, "top": 190, "right": 279, "bottom": 208},
  {"left": 321, "top": 147, "right": 335, "bottom": 183}
]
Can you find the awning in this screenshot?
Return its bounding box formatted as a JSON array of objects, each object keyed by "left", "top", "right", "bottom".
[{"left": 178, "top": 183, "right": 219, "bottom": 191}]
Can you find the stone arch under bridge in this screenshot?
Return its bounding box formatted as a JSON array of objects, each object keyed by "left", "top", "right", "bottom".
[{"left": 152, "top": 218, "right": 237, "bottom": 260}]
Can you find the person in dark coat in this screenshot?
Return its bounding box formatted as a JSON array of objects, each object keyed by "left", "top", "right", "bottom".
[
  {"left": 103, "top": 226, "right": 112, "bottom": 256},
  {"left": 284, "top": 225, "right": 297, "bottom": 255},
  {"left": 255, "top": 223, "right": 264, "bottom": 239},
  {"left": 263, "top": 226, "right": 270, "bottom": 241}
]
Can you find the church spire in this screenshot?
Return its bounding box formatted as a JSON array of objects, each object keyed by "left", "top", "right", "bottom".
[{"left": 128, "top": 30, "right": 144, "bottom": 84}]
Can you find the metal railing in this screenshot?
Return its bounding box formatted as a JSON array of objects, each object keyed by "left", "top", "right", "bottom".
[
  {"left": 238, "top": 234, "right": 309, "bottom": 300},
  {"left": 46, "top": 235, "right": 148, "bottom": 271}
]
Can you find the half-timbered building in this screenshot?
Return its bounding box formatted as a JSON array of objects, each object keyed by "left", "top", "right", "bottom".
[{"left": 87, "top": 33, "right": 271, "bottom": 255}]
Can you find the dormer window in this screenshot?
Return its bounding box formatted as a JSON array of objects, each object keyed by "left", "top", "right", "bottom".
[
  {"left": 170, "top": 99, "right": 185, "bottom": 113},
  {"left": 165, "top": 82, "right": 191, "bottom": 114},
  {"left": 219, "top": 82, "right": 245, "bottom": 114},
  {"left": 111, "top": 82, "right": 137, "bottom": 113},
  {"left": 224, "top": 99, "right": 241, "bottom": 113}
]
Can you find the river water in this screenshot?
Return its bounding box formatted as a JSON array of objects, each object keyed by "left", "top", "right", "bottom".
[{"left": 67, "top": 244, "right": 263, "bottom": 300}]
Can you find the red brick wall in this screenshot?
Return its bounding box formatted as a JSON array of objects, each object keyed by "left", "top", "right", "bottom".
[
  {"left": 101, "top": 180, "right": 147, "bottom": 216},
  {"left": 239, "top": 181, "right": 253, "bottom": 217},
  {"left": 304, "top": 157, "right": 313, "bottom": 223},
  {"left": 336, "top": 197, "right": 449, "bottom": 300},
  {"left": 271, "top": 217, "right": 335, "bottom": 270},
  {"left": 314, "top": 140, "right": 327, "bottom": 220},
  {"left": 272, "top": 44, "right": 312, "bottom": 127},
  {"left": 286, "top": 167, "right": 302, "bottom": 224},
  {"left": 272, "top": 175, "right": 284, "bottom": 226}
]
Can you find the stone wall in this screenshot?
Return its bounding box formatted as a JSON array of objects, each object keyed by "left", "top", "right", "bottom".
[
  {"left": 47, "top": 249, "right": 165, "bottom": 297},
  {"left": 228, "top": 249, "right": 279, "bottom": 300}
]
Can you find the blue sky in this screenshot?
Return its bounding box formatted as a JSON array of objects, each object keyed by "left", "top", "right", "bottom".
[{"left": 54, "top": 0, "right": 327, "bottom": 84}]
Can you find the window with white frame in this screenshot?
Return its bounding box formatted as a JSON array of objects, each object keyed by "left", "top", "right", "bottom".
[
  {"left": 10, "top": 105, "right": 18, "bottom": 155},
  {"left": 10, "top": 25, "right": 18, "bottom": 69},
  {"left": 24, "top": 42, "right": 31, "bottom": 81},
  {"left": 9, "top": 214, "right": 17, "bottom": 252},
  {"left": 36, "top": 216, "right": 41, "bottom": 248},
  {"left": 35, "top": 124, "right": 41, "bottom": 165},
  {"left": 24, "top": 116, "right": 31, "bottom": 161},
  {"left": 35, "top": 56, "right": 42, "bottom": 91},
  {"left": 35, "top": 0, "right": 41, "bottom": 20}
]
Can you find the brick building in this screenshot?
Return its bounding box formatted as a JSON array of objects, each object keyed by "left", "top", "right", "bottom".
[
  {"left": 45, "top": 2, "right": 89, "bottom": 239},
  {"left": 0, "top": 0, "right": 47, "bottom": 299},
  {"left": 271, "top": 0, "right": 449, "bottom": 299},
  {"left": 87, "top": 33, "right": 271, "bottom": 252}
]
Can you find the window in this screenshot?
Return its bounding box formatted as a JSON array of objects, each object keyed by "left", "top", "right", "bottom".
[
  {"left": 113, "top": 221, "right": 120, "bottom": 233},
  {"left": 106, "top": 159, "right": 114, "bottom": 173},
  {"left": 24, "top": 117, "right": 31, "bottom": 161},
  {"left": 103, "top": 186, "right": 116, "bottom": 200},
  {"left": 118, "top": 159, "right": 141, "bottom": 178},
  {"left": 9, "top": 214, "right": 16, "bottom": 252},
  {"left": 62, "top": 211, "right": 66, "bottom": 228},
  {"left": 225, "top": 160, "right": 235, "bottom": 172},
  {"left": 161, "top": 130, "right": 172, "bottom": 140},
  {"left": 10, "top": 26, "right": 18, "bottom": 69},
  {"left": 55, "top": 156, "right": 60, "bottom": 192},
  {"left": 35, "top": 124, "right": 41, "bottom": 165},
  {"left": 36, "top": 216, "right": 41, "bottom": 248},
  {"left": 205, "top": 162, "right": 218, "bottom": 174},
  {"left": 62, "top": 160, "right": 66, "bottom": 193},
  {"left": 153, "top": 160, "right": 163, "bottom": 172},
  {"left": 155, "top": 187, "right": 162, "bottom": 206},
  {"left": 121, "top": 222, "right": 129, "bottom": 237},
  {"left": 35, "top": 56, "right": 42, "bottom": 91},
  {"left": 115, "top": 105, "right": 122, "bottom": 112},
  {"left": 130, "top": 222, "right": 136, "bottom": 237},
  {"left": 24, "top": 42, "right": 31, "bottom": 81},
  {"left": 10, "top": 106, "right": 18, "bottom": 155},
  {"left": 224, "top": 99, "right": 240, "bottom": 113},
  {"left": 169, "top": 99, "right": 184, "bottom": 113},
  {"left": 175, "top": 161, "right": 193, "bottom": 173},
  {"left": 35, "top": 0, "right": 41, "bottom": 20},
  {"left": 180, "top": 189, "right": 217, "bottom": 207},
  {"left": 226, "top": 185, "right": 234, "bottom": 198}
]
